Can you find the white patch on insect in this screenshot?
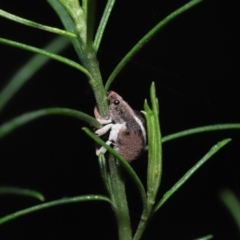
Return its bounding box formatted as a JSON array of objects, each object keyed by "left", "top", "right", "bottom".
[
  {"left": 96, "top": 123, "right": 122, "bottom": 155},
  {"left": 134, "top": 115, "right": 146, "bottom": 145}
]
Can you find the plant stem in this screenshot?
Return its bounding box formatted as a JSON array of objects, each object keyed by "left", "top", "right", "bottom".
[
  {"left": 133, "top": 207, "right": 151, "bottom": 240},
  {"left": 108, "top": 155, "right": 132, "bottom": 240},
  {"left": 82, "top": 45, "right": 109, "bottom": 118},
  {"left": 51, "top": 0, "right": 109, "bottom": 118}
]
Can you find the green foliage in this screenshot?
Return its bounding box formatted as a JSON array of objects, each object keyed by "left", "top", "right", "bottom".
[
  {"left": 220, "top": 190, "right": 240, "bottom": 234},
  {"left": 0, "top": 187, "right": 45, "bottom": 201},
  {"left": 0, "top": 0, "right": 239, "bottom": 239}
]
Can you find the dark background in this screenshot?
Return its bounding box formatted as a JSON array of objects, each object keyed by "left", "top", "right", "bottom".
[{"left": 0, "top": 0, "right": 240, "bottom": 239}]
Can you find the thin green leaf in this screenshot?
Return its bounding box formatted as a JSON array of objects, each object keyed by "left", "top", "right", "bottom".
[
  {"left": 0, "top": 9, "right": 76, "bottom": 38},
  {"left": 94, "top": 0, "right": 116, "bottom": 51},
  {"left": 105, "top": 0, "right": 203, "bottom": 91},
  {"left": 0, "top": 187, "right": 44, "bottom": 202},
  {"left": 82, "top": 127, "right": 147, "bottom": 209},
  {"left": 154, "top": 138, "right": 232, "bottom": 212},
  {"left": 0, "top": 36, "right": 70, "bottom": 112},
  {"left": 48, "top": 0, "right": 85, "bottom": 63},
  {"left": 220, "top": 189, "right": 240, "bottom": 233},
  {"left": 0, "top": 108, "right": 101, "bottom": 140},
  {"left": 193, "top": 235, "right": 214, "bottom": 240},
  {"left": 0, "top": 195, "right": 111, "bottom": 225},
  {"left": 144, "top": 83, "right": 162, "bottom": 200},
  {"left": 162, "top": 124, "right": 240, "bottom": 143},
  {"left": 133, "top": 83, "right": 162, "bottom": 240},
  {"left": 0, "top": 37, "right": 91, "bottom": 79}
]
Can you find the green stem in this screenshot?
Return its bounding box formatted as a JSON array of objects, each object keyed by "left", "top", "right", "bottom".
[
  {"left": 108, "top": 155, "right": 132, "bottom": 240},
  {"left": 133, "top": 207, "right": 151, "bottom": 240},
  {"left": 83, "top": 46, "right": 109, "bottom": 118},
  {"left": 52, "top": 0, "right": 108, "bottom": 117}
]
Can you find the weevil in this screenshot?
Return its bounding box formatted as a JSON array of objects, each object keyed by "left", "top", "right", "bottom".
[{"left": 94, "top": 91, "right": 146, "bottom": 162}]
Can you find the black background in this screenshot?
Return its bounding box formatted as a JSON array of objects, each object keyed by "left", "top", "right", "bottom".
[{"left": 0, "top": 0, "right": 240, "bottom": 239}]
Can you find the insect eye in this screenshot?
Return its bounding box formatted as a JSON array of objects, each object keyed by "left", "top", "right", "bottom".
[{"left": 113, "top": 100, "right": 120, "bottom": 105}]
